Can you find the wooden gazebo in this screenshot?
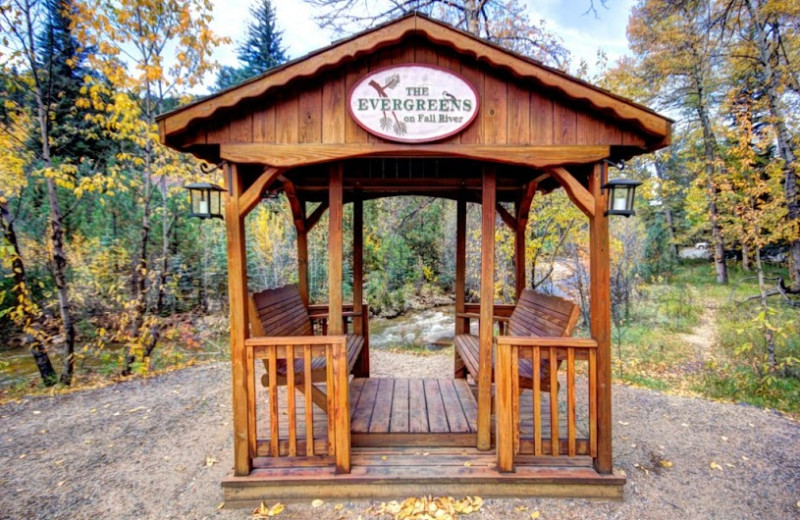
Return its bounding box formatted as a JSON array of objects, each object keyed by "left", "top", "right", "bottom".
[{"left": 158, "top": 13, "right": 670, "bottom": 505}]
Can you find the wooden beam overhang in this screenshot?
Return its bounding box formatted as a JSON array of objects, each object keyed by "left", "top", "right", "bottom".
[
  {"left": 239, "top": 166, "right": 285, "bottom": 217},
  {"left": 547, "top": 167, "right": 595, "bottom": 218},
  {"left": 220, "top": 144, "right": 611, "bottom": 170}
]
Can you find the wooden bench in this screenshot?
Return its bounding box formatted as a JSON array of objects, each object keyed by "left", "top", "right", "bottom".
[
  {"left": 454, "top": 289, "right": 580, "bottom": 392},
  {"left": 248, "top": 284, "right": 367, "bottom": 409}
]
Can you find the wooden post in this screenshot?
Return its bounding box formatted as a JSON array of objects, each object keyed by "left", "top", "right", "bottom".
[
  {"left": 329, "top": 163, "right": 344, "bottom": 335},
  {"left": 333, "top": 336, "right": 351, "bottom": 473},
  {"left": 352, "top": 194, "right": 369, "bottom": 377},
  {"left": 589, "top": 162, "right": 612, "bottom": 474},
  {"left": 297, "top": 229, "right": 309, "bottom": 307},
  {"left": 514, "top": 213, "right": 526, "bottom": 299},
  {"left": 224, "top": 163, "right": 251, "bottom": 476},
  {"left": 455, "top": 196, "right": 467, "bottom": 336},
  {"left": 496, "top": 341, "right": 514, "bottom": 472},
  {"left": 477, "top": 167, "right": 496, "bottom": 451}
]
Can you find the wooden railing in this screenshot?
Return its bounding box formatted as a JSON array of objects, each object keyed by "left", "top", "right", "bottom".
[
  {"left": 495, "top": 336, "right": 598, "bottom": 472},
  {"left": 245, "top": 335, "right": 351, "bottom": 473}
]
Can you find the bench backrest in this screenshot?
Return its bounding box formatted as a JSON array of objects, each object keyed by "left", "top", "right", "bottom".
[
  {"left": 508, "top": 289, "right": 580, "bottom": 338},
  {"left": 249, "top": 284, "right": 312, "bottom": 337}
]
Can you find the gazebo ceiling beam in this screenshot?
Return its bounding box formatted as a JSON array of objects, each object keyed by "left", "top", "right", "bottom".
[
  {"left": 279, "top": 175, "right": 307, "bottom": 234},
  {"left": 219, "top": 144, "right": 611, "bottom": 170}
]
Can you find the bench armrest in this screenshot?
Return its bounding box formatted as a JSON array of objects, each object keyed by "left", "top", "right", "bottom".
[
  {"left": 456, "top": 312, "right": 510, "bottom": 323},
  {"left": 246, "top": 335, "right": 347, "bottom": 347}
]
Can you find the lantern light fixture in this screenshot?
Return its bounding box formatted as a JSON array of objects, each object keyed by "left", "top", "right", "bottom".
[
  {"left": 601, "top": 160, "right": 641, "bottom": 218},
  {"left": 184, "top": 182, "right": 225, "bottom": 220}
]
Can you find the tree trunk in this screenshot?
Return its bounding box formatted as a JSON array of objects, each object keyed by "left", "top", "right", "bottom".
[
  {"left": 755, "top": 248, "right": 776, "bottom": 368},
  {"left": 0, "top": 200, "right": 57, "bottom": 386},
  {"left": 695, "top": 97, "right": 728, "bottom": 284},
  {"left": 742, "top": 241, "right": 752, "bottom": 271},
  {"left": 654, "top": 158, "right": 679, "bottom": 258},
  {"left": 155, "top": 176, "right": 170, "bottom": 315},
  {"left": 464, "top": 0, "right": 480, "bottom": 35},
  {"left": 745, "top": 0, "right": 800, "bottom": 288}
]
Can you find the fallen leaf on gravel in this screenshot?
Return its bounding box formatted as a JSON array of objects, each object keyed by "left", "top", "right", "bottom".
[
  {"left": 252, "top": 501, "right": 285, "bottom": 518},
  {"left": 204, "top": 456, "right": 219, "bottom": 467},
  {"left": 464, "top": 462, "right": 471, "bottom": 467},
  {"left": 217, "top": 502, "right": 224, "bottom": 510},
  {"left": 618, "top": 421, "right": 629, "bottom": 425},
  {"left": 710, "top": 462, "right": 722, "bottom": 471},
  {"left": 725, "top": 463, "right": 735, "bottom": 468},
  {"left": 40, "top": 429, "right": 47, "bottom": 434},
  {"left": 90, "top": 408, "right": 97, "bottom": 413},
  {"left": 721, "top": 436, "right": 728, "bottom": 442},
  {"left": 514, "top": 506, "right": 528, "bottom": 512},
  {"left": 531, "top": 511, "right": 540, "bottom": 519},
  {"left": 19, "top": 454, "right": 26, "bottom": 459},
  {"left": 681, "top": 423, "right": 688, "bottom": 427},
  {"left": 311, "top": 499, "right": 324, "bottom": 508},
  {"left": 32, "top": 411, "right": 41, "bottom": 415},
  {"left": 57, "top": 481, "right": 65, "bottom": 487},
  {"left": 659, "top": 459, "right": 673, "bottom": 468},
  {"left": 128, "top": 406, "right": 145, "bottom": 413},
  {"left": 334, "top": 503, "right": 344, "bottom": 510},
  {"left": 741, "top": 456, "right": 749, "bottom": 461},
  {"left": 54, "top": 460, "right": 64, "bottom": 466},
  {"left": 370, "top": 496, "right": 483, "bottom": 519}
]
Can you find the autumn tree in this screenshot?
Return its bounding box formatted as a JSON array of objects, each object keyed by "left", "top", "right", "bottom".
[
  {"left": 627, "top": 0, "right": 729, "bottom": 283},
  {"left": 717, "top": 0, "right": 800, "bottom": 287},
  {"left": 0, "top": 0, "right": 95, "bottom": 384},
  {"left": 215, "top": 0, "right": 287, "bottom": 91},
  {"left": 303, "top": 0, "right": 569, "bottom": 67},
  {"left": 72, "top": 0, "right": 227, "bottom": 373}
]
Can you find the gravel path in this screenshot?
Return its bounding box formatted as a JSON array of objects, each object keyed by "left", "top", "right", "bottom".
[{"left": 0, "top": 352, "right": 797, "bottom": 520}]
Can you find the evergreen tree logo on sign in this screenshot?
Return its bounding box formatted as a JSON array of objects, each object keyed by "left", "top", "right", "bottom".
[{"left": 349, "top": 64, "right": 480, "bottom": 143}]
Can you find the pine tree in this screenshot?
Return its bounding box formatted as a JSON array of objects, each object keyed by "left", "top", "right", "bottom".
[{"left": 215, "top": 0, "right": 287, "bottom": 90}]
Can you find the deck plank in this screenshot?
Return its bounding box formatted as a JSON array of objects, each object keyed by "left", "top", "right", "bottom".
[
  {"left": 390, "top": 378, "right": 410, "bottom": 433},
  {"left": 424, "top": 379, "right": 450, "bottom": 433},
  {"left": 439, "top": 379, "right": 470, "bottom": 433},
  {"left": 369, "top": 379, "right": 395, "bottom": 433},
  {"left": 408, "top": 379, "right": 428, "bottom": 433},
  {"left": 351, "top": 379, "right": 380, "bottom": 433}
]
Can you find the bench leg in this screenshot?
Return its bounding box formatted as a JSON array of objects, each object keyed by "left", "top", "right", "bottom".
[
  {"left": 454, "top": 352, "right": 467, "bottom": 379},
  {"left": 352, "top": 348, "right": 369, "bottom": 378}
]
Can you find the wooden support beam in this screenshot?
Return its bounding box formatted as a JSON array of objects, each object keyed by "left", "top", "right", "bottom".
[
  {"left": 352, "top": 194, "right": 368, "bottom": 377},
  {"left": 496, "top": 203, "right": 516, "bottom": 230},
  {"left": 224, "top": 163, "right": 251, "bottom": 476},
  {"left": 455, "top": 197, "right": 467, "bottom": 336},
  {"left": 477, "top": 167, "right": 496, "bottom": 451},
  {"left": 305, "top": 201, "right": 329, "bottom": 232},
  {"left": 514, "top": 182, "right": 537, "bottom": 298},
  {"left": 280, "top": 175, "right": 306, "bottom": 234},
  {"left": 548, "top": 167, "right": 596, "bottom": 218},
  {"left": 239, "top": 166, "right": 285, "bottom": 218},
  {"left": 297, "top": 231, "right": 309, "bottom": 308},
  {"left": 328, "top": 164, "right": 344, "bottom": 335},
  {"left": 588, "top": 163, "right": 612, "bottom": 474},
  {"left": 221, "top": 144, "right": 611, "bottom": 170}
]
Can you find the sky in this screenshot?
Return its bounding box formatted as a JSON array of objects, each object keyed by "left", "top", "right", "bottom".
[{"left": 206, "top": 0, "right": 636, "bottom": 93}]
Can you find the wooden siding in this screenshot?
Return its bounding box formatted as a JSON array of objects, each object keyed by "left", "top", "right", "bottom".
[{"left": 179, "top": 42, "right": 645, "bottom": 149}]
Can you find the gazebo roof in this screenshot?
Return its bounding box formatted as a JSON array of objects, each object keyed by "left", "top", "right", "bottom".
[{"left": 157, "top": 12, "right": 671, "bottom": 151}]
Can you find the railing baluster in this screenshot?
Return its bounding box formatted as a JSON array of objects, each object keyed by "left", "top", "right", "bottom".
[
  {"left": 511, "top": 345, "right": 520, "bottom": 456},
  {"left": 533, "top": 346, "right": 542, "bottom": 456},
  {"left": 589, "top": 348, "right": 597, "bottom": 458},
  {"left": 286, "top": 345, "right": 297, "bottom": 457},
  {"left": 268, "top": 345, "right": 279, "bottom": 457},
  {"left": 549, "top": 347, "right": 559, "bottom": 456},
  {"left": 567, "top": 347, "right": 576, "bottom": 456},
  {"left": 326, "top": 345, "right": 335, "bottom": 456},
  {"left": 304, "top": 345, "right": 314, "bottom": 456},
  {"left": 246, "top": 346, "right": 256, "bottom": 458}
]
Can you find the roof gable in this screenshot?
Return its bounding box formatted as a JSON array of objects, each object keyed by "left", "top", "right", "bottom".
[{"left": 158, "top": 13, "right": 670, "bottom": 151}]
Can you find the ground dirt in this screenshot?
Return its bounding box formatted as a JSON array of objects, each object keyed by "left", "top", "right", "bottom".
[{"left": 0, "top": 349, "right": 798, "bottom": 520}]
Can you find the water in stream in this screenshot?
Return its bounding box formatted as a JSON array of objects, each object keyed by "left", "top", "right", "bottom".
[{"left": 369, "top": 305, "right": 459, "bottom": 350}]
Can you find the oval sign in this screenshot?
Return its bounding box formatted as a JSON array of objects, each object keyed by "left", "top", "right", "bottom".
[{"left": 348, "top": 64, "right": 479, "bottom": 143}]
